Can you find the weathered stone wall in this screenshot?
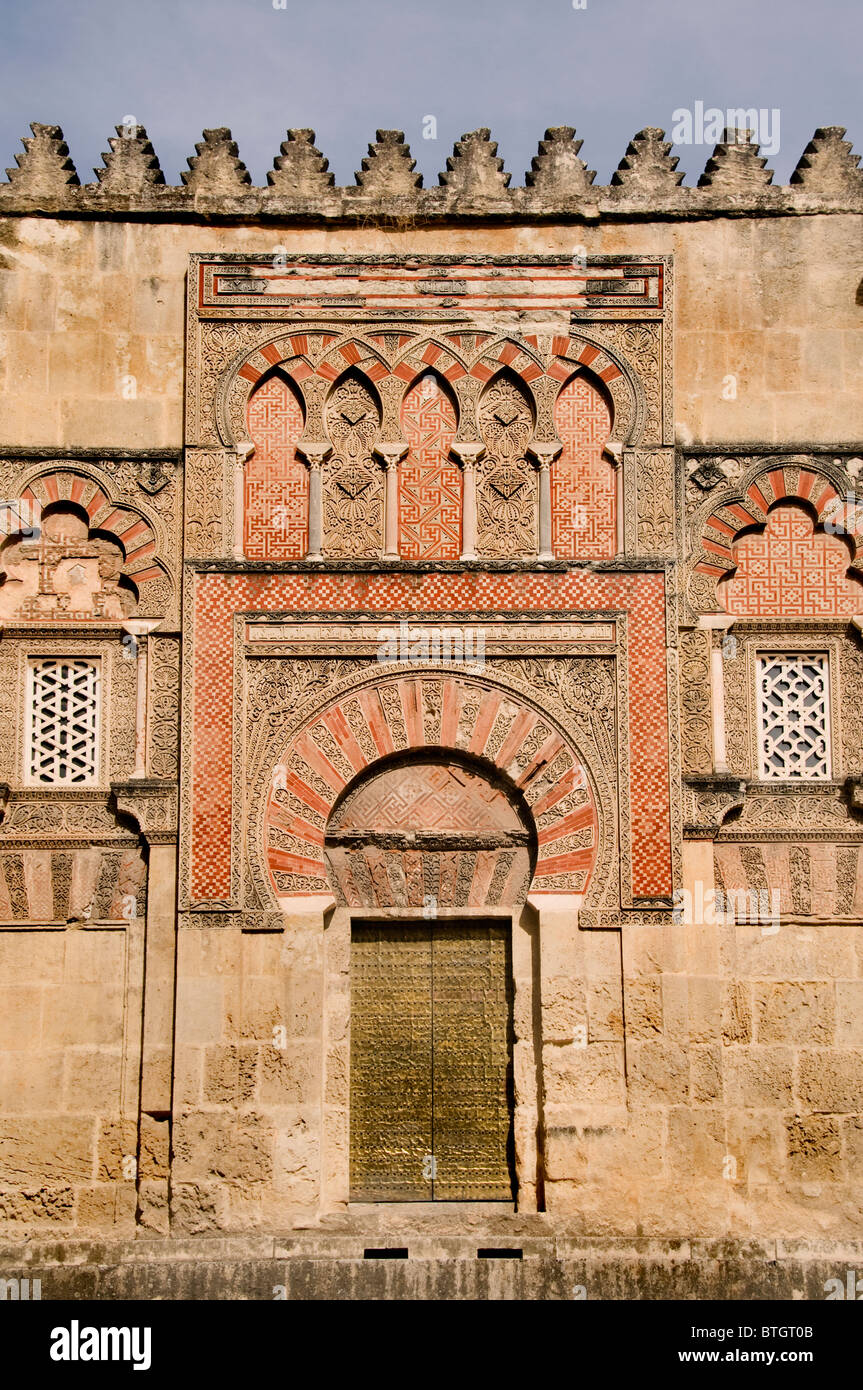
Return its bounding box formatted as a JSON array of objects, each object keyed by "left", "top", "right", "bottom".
[
  {"left": 0, "top": 213, "right": 861, "bottom": 449},
  {"left": 1, "top": 119, "right": 862, "bottom": 1271}
]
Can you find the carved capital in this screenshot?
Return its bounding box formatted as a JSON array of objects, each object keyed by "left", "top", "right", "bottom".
[
  {"left": 121, "top": 617, "right": 162, "bottom": 640},
  {"left": 529, "top": 441, "right": 563, "bottom": 470},
  {"left": 451, "top": 442, "right": 486, "bottom": 471},
  {"left": 683, "top": 773, "right": 747, "bottom": 837},
  {"left": 298, "top": 441, "right": 332, "bottom": 470},
  {"left": 112, "top": 779, "right": 178, "bottom": 845},
  {"left": 374, "top": 442, "right": 409, "bottom": 470}
]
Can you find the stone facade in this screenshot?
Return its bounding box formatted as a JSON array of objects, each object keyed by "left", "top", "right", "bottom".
[{"left": 0, "top": 120, "right": 862, "bottom": 1290}]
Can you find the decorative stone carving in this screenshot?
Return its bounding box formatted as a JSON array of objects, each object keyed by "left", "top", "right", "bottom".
[
  {"left": 266, "top": 129, "right": 335, "bottom": 196},
  {"left": 635, "top": 449, "right": 675, "bottom": 552},
  {"left": 136, "top": 459, "right": 175, "bottom": 494},
  {"left": 94, "top": 124, "right": 164, "bottom": 193},
  {"left": 148, "top": 636, "right": 181, "bottom": 780},
  {"left": 112, "top": 780, "right": 178, "bottom": 845},
  {"left": 525, "top": 127, "right": 595, "bottom": 197},
  {"left": 718, "top": 785, "right": 862, "bottom": 838},
  {"left": 2, "top": 124, "right": 861, "bottom": 217},
  {"left": 698, "top": 128, "right": 775, "bottom": 193},
  {"left": 679, "top": 630, "right": 713, "bottom": 774},
  {"left": 5, "top": 122, "right": 78, "bottom": 194},
  {"left": 440, "top": 129, "right": 511, "bottom": 198},
  {"left": 356, "top": 131, "right": 422, "bottom": 194},
  {"left": 323, "top": 376, "right": 384, "bottom": 557},
  {"left": 185, "top": 450, "right": 225, "bottom": 557},
  {"left": 0, "top": 508, "right": 136, "bottom": 621},
  {"left": 182, "top": 128, "right": 251, "bottom": 195},
  {"left": 683, "top": 774, "right": 746, "bottom": 836},
  {"left": 0, "top": 789, "right": 137, "bottom": 842},
  {"left": 611, "top": 128, "right": 683, "bottom": 196},
  {"left": 790, "top": 127, "right": 863, "bottom": 194},
  {"left": 476, "top": 376, "right": 536, "bottom": 558}
]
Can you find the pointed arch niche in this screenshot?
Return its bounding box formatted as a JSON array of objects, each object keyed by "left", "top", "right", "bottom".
[
  {"left": 399, "top": 372, "right": 460, "bottom": 560},
  {"left": 552, "top": 372, "right": 615, "bottom": 559},
  {"left": 244, "top": 369, "right": 307, "bottom": 560}
]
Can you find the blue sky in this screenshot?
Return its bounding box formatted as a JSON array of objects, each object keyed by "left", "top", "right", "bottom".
[{"left": 0, "top": 0, "right": 859, "bottom": 188}]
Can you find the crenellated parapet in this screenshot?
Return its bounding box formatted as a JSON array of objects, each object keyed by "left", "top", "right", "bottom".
[{"left": 1, "top": 121, "right": 860, "bottom": 219}]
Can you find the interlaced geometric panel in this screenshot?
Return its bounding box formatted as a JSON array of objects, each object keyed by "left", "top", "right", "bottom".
[
  {"left": 399, "top": 376, "right": 460, "bottom": 559},
  {"left": 245, "top": 374, "right": 307, "bottom": 559},
  {"left": 552, "top": 374, "right": 615, "bottom": 558},
  {"left": 720, "top": 503, "right": 863, "bottom": 617},
  {"left": 757, "top": 653, "right": 830, "bottom": 780},
  {"left": 28, "top": 659, "right": 99, "bottom": 784}
]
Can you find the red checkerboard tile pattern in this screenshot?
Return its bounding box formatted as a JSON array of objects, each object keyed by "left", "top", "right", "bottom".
[
  {"left": 244, "top": 375, "right": 308, "bottom": 559},
  {"left": 552, "top": 374, "right": 615, "bottom": 559},
  {"left": 190, "top": 570, "right": 671, "bottom": 904}
]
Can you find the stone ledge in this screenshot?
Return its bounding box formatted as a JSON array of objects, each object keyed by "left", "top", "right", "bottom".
[{"left": 0, "top": 1233, "right": 859, "bottom": 1299}]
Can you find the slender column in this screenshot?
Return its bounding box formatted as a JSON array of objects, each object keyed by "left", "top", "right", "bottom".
[
  {"left": 452, "top": 443, "right": 485, "bottom": 561},
  {"left": 121, "top": 618, "right": 161, "bottom": 779},
  {"left": 233, "top": 440, "right": 254, "bottom": 562},
  {"left": 375, "top": 443, "right": 409, "bottom": 559},
  {"left": 699, "top": 614, "right": 736, "bottom": 774},
  {"left": 530, "top": 442, "right": 562, "bottom": 561},
  {"left": 299, "top": 443, "right": 332, "bottom": 560},
  {"left": 603, "top": 440, "right": 624, "bottom": 556}
]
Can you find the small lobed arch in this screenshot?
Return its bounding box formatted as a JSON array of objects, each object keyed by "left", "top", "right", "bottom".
[
  {"left": 11, "top": 469, "right": 164, "bottom": 594},
  {"left": 695, "top": 461, "right": 863, "bottom": 582},
  {"left": 0, "top": 493, "right": 146, "bottom": 621},
  {"left": 245, "top": 368, "right": 308, "bottom": 559},
  {"left": 399, "top": 371, "right": 461, "bottom": 560},
  {"left": 552, "top": 369, "right": 616, "bottom": 559},
  {"left": 717, "top": 497, "right": 863, "bottom": 617},
  {"left": 323, "top": 362, "right": 384, "bottom": 423}
]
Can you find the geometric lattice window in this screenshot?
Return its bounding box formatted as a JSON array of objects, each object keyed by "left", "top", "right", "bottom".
[
  {"left": 756, "top": 653, "right": 830, "bottom": 781},
  {"left": 26, "top": 659, "right": 100, "bottom": 784}
]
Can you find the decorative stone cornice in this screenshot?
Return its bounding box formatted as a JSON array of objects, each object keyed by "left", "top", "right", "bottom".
[
  {"left": 2, "top": 123, "right": 860, "bottom": 219},
  {"left": 111, "top": 780, "right": 178, "bottom": 845},
  {"left": 683, "top": 773, "right": 747, "bottom": 838}
]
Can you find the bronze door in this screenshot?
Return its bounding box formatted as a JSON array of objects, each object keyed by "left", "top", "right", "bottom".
[{"left": 350, "top": 922, "right": 514, "bottom": 1201}]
